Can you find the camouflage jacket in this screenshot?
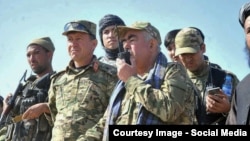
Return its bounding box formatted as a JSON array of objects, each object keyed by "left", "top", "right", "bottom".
[
  {"left": 47, "top": 57, "right": 118, "bottom": 141},
  {"left": 98, "top": 56, "right": 117, "bottom": 68},
  {"left": 85, "top": 62, "right": 197, "bottom": 141},
  {"left": 187, "top": 61, "right": 239, "bottom": 125}
]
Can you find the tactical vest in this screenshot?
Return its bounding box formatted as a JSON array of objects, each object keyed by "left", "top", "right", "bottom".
[
  {"left": 5, "top": 73, "right": 53, "bottom": 141},
  {"left": 195, "top": 66, "right": 228, "bottom": 125}
]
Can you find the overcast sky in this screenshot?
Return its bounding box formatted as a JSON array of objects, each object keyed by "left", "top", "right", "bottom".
[{"left": 0, "top": 0, "right": 249, "bottom": 98}]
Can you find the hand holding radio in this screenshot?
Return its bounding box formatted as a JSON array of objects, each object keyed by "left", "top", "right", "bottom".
[{"left": 118, "top": 49, "right": 131, "bottom": 65}]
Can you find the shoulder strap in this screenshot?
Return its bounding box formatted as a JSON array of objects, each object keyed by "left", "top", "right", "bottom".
[
  {"left": 209, "top": 67, "right": 226, "bottom": 88},
  {"left": 196, "top": 67, "right": 226, "bottom": 125}
]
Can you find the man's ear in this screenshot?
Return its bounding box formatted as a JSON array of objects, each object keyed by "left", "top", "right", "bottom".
[
  {"left": 150, "top": 39, "right": 157, "bottom": 49},
  {"left": 91, "top": 39, "right": 97, "bottom": 51},
  {"left": 201, "top": 43, "right": 206, "bottom": 53},
  {"left": 47, "top": 51, "right": 53, "bottom": 59}
]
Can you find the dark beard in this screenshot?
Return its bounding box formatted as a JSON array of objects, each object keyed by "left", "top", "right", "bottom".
[{"left": 245, "top": 41, "right": 250, "bottom": 67}]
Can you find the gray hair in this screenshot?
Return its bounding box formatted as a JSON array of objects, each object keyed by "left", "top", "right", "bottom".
[{"left": 143, "top": 31, "right": 161, "bottom": 52}]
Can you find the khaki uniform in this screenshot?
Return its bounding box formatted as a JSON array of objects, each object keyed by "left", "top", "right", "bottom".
[{"left": 47, "top": 58, "right": 118, "bottom": 141}]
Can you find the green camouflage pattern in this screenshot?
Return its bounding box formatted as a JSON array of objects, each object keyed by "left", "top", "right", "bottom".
[
  {"left": 85, "top": 62, "right": 197, "bottom": 141},
  {"left": 187, "top": 62, "right": 239, "bottom": 101},
  {"left": 117, "top": 21, "right": 162, "bottom": 45},
  {"left": 48, "top": 58, "right": 118, "bottom": 141},
  {"left": 187, "top": 63, "right": 210, "bottom": 101},
  {"left": 62, "top": 20, "right": 96, "bottom": 37},
  {"left": 175, "top": 27, "right": 203, "bottom": 56},
  {"left": 187, "top": 62, "right": 239, "bottom": 124}
]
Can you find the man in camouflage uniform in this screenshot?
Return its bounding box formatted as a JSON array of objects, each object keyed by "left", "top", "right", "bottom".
[
  {"left": 38, "top": 20, "right": 118, "bottom": 140},
  {"left": 164, "top": 28, "right": 222, "bottom": 70},
  {"left": 0, "top": 37, "right": 55, "bottom": 141},
  {"left": 175, "top": 27, "right": 239, "bottom": 125},
  {"left": 85, "top": 21, "right": 197, "bottom": 141}
]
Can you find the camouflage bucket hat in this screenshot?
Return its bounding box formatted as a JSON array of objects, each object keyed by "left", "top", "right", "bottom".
[
  {"left": 116, "top": 21, "right": 162, "bottom": 45},
  {"left": 175, "top": 27, "right": 203, "bottom": 56},
  {"left": 28, "top": 37, "right": 55, "bottom": 52},
  {"left": 62, "top": 20, "right": 96, "bottom": 39}
]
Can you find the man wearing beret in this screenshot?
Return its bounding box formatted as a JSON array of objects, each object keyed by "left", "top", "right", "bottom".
[
  {"left": 0, "top": 37, "right": 55, "bottom": 140},
  {"left": 30, "top": 20, "right": 118, "bottom": 140},
  {"left": 226, "top": 2, "right": 250, "bottom": 125},
  {"left": 175, "top": 27, "right": 239, "bottom": 125},
  {"left": 98, "top": 14, "right": 126, "bottom": 67},
  {"left": 85, "top": 21, "right": 197, "bottom": 141}
]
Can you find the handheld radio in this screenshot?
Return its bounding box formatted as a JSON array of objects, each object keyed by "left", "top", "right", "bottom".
[{"left": 115, "top": 25, "right": 131, "bottom": 65}]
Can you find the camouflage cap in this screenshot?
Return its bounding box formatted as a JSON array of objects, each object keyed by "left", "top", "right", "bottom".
[
  {"left": 175, "top": 27, "right": 203, "bottom": 56},
  {"left": 27, "top": 37, "right": 55, "bottom": 52},
  {"left": 116, "top": 21, "right": 162, "bottom": 45},
  {"left": 62, "top": 20, "right": 96, "bottom": 38}
]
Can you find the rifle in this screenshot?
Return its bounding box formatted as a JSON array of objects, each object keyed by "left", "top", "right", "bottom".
[
  {"left": 0, "top": 72, "right": 54, "bottom": 127},
  {"left": 0, "top": 70, "right": 27, "bottom": 127},
  {"left": 115, "top": 25, "right": 131, "bottom": 65}
]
